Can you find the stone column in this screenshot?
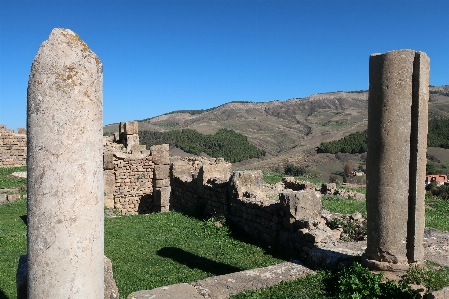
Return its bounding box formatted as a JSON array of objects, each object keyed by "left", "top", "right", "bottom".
[
  {"left": 27, "top": 28, "right": 104, "bottom": 298},
  {"left": 151, "top": 144, "right": 171, "bottom": 212},
  {"left": 364, "top": 50, "right": 429, "bottom": 271}
]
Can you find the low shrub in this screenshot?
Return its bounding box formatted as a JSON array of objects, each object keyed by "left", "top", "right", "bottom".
[{"left": 404, "top": 262, "right": 449, "bottom": 293}]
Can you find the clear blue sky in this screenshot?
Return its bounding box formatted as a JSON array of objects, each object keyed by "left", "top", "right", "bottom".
[{"left": 1, "top": 0, "right": 448, "bottom": 130}]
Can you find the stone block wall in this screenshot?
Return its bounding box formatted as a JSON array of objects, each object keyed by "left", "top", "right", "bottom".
[
  {"left": 170, "top": 157, "right": 232, "bottom": 214},
  {"left": 0, "top": 125, "right": 27, "bottom": 167},
  {"left": 104, "top": 151, "right": 155, "bottom": 215},
  {"left": 228, "top": 196, "right": 281, "bottom": 244},
  {"left": 169, "top": 162, "right": 341, "bottom": 263}
]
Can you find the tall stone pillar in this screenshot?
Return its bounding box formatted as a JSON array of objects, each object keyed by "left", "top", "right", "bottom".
[
  {"left": 151, "top": 144, "right": 171, "bottom": 212},
  {"left": 363, "top": 50, "right": 429, "bottom": 271},
  {"left": 27, "top": 28, "right": 104, "bottom": 298}
]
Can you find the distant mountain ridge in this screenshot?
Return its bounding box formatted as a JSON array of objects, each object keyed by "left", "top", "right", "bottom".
[{"left": 104, "top": 85, "right": 449, "bottom": 170}]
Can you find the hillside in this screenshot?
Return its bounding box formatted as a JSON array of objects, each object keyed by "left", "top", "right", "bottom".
[{"left": 104, "top": 86, "right": 449, "bottom": 174}]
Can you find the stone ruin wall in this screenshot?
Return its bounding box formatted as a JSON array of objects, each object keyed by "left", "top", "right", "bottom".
[
  {"left": 0, "top": 125, "right": 27, "bottom": 167},
  {"left": 0, "top": 118, "right": 355, "bottom": 264},
  {"left": 103, "top": 142, "right": 170, "bottom": 215},
  {"left": 169, "top": 161, "right": 343, "bottom": 265},
  {"left": 103, "top": 134, "right": 345, "bottom": 265},
  {"left": 104, "top": 151, "right": 155, "bottom": 214}
]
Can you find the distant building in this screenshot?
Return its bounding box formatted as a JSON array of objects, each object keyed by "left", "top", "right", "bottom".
[
  {"left": 352, "top": 170, "right": 365, "bottom": 177},
  {"left": 425, "top": 174, "right": 448, "bottom": 186}
]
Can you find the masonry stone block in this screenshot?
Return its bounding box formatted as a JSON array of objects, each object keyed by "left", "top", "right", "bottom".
[
  {"left": 155, "top": 178, "right": 170, "bottom": 188},
  {"left": 230, "top": 170, "right": 264, "bottom": 198},
  {"left": 172, "top": 160, "right": 193, "bottom": 182},
  {"left": 279, "top": 191, "right": 322, "bottom": 228},
  {"left": 150, "top": 144, "right": 170, "bottom": 165},
  {"left": 104, "top": 152, "right": 114, "bottom": 170},
  {"left": 125, "top": 121, "right": 138, "bottom": 135},
  {"left": 199, "top": 163, "right": 231, "bottom": 185},
  {"left": 154, "top": 187, "right": 171, "bottom": 208},
  {"left": 126, "top": 134, "right": 140, "bottom": 151},
  {"left": 154, "top": 164, "right": 170, "bottom": 180},
  {"left": 104, "top": 170, "right": 115, "bottom": 209},
  {"left": 26, "top": 28, "right": 104, "bottom": 298},
  {"left": 7, "top": 194, "right": 20, "bottom": 203},
  {"left": 130, "top": 144, "right": 146, "bottom": 153},
  {"left": 17, "top": 128, "right": 26, "bottom": 135}
]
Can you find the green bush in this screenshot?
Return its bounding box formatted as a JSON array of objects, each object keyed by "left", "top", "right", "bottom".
[
  {"left": 283, "top": 163, "right": 306, "bottom": 176},
  {"left": 139, "top": 128, "right": 265, "bottom": 163},
  {"left": 427, "top": 185, "right": 449, "bottom": 201},
  {"left": 334, "top": 263, "right": 421, "bottom": 299},
  {"left": 404, "top": 262, "right": 449, "bottom": 293}
]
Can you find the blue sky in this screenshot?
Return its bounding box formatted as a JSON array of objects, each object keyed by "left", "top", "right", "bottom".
[{"left": 1, "top": 0, "right": 448, "bottom": 130}]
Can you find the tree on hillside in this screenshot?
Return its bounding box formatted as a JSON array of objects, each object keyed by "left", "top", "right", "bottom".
[
  {"left": 344, "top": 162, "right": 355, "bottom": 178},
  {"left": 318, "top": 116, "right": 449, "bottom": 154},
  {"left": 139, "top": 128, "right": 266, "bottom": 163}
]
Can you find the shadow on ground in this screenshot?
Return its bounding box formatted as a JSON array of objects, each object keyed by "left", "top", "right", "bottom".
[
  {"left": 0, "top": 289, "right": 9, "bottom": 299},
  {"left": 20, "top": 215, "right": 27, "bottom": 226},
  {"left": 157, "top": 247, "right": 242, "bottom": 276}
]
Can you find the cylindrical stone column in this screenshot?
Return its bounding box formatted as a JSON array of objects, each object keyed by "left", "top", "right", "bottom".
[
  {"left": 27, "top": 28, "right": 104, "bottom": 298},
  {"left": 364, "top": 50, "right": 429, "bottom": 271}
]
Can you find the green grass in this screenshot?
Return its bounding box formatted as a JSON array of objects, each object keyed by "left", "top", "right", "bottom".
[
  {"left": 105, "top": 214, "right": 285, "bottom": 298},
  {"left": 323, "top": 195, "right": 449, "bottom": 232},
  {"left": 0, "top": 167, "right": 27, "bottom": 299},
  {"left": 0, "top": 198, "right": 27, "bottom": 299},
  {"left": 2, "top": 167, "right": 449, "bottom": 298},
  {"left": 0, "top": 166, "right": 26, "bottom": 191},
  {"left": 263, "top": 171, "right": 284, "bottom": 184},
  {"left": 322, "top": 195, "right": 367, "bottom": 217},
  {"left": 231, "top": 270, "right": 330, "bottom": 299},
  {"left": 336, "top": 184, "right": 366, "bottom": 194},
  {"left": 0, "top": 167, "right": 286, "bottom": 299},
  {"left": 0, "top": 200, "right": 285, "bottom": 299},
  {"left": 426, "top": 199, "right": 449, "bottom": 232}
]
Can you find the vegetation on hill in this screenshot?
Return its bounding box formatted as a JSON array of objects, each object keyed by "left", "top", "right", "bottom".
[
  {"left": 318, "top": 131, "right": 367, "bottom": 154},
  {"left": 139, "top": 128, "right": 266, "bottom": 163},
  {"left": 428, "top": 116, "right": 449, "bottom": 149},
  {"left": 318, "top": 116, "right": 449, "bottom": 154}
]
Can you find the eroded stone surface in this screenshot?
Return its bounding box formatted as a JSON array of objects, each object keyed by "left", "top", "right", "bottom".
[
  {"left": 365, "top": 49, "right": 429, "bottom": 268},
  {"left": 192, "top": 261, "right": 314, "bottom": 299},
  {"left": 17, "top": 255, "right": 119, "bottom": 299},
  {"left": 27, "top": 28, "right": 104, "bottom": 298},
  {"left": 127, "top": 284, "right": 203, "bottom": 299}
]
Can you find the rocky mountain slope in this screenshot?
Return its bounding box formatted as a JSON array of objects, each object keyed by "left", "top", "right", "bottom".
[{"left": 104, "top": 86, "right": 449, "bottom": 172}]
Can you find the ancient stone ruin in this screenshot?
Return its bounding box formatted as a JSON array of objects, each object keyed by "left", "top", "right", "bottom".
[
  {"left": 9, "top": 32, "right": 446, "bottom": 297},
  {"left": 363, "top": 49, "right": 430, "bottom": 271},
  {"left": 0, "top": 125, "right": 26, "bottom": 167},
  {"left": 103, "top": 127, "right": 370, "bottom": 267},
  {"left": 23, "top": 28, "right": 112, "bottom": 298}
]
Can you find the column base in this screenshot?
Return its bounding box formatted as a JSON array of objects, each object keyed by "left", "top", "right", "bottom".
[{"left": 361, "top": 254, "right": 410, "bottom": 272}]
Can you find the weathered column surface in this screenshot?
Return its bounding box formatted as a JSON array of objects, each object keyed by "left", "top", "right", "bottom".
[
  {"left": 364, "top": 49, "right": 429, "bottom": 271},
  {"left": 27, "top": 28, "right": 104, "bottom": 298}
]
